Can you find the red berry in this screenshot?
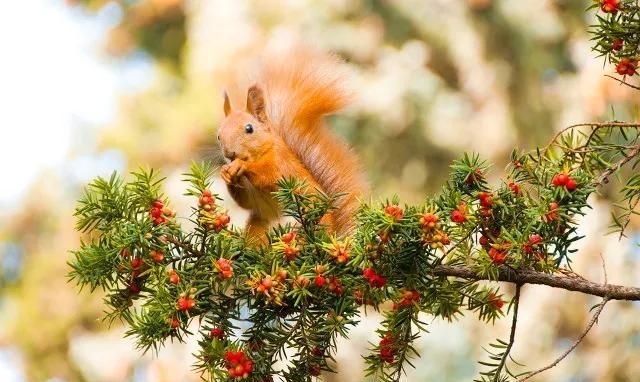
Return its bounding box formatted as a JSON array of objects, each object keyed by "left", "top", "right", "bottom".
[
  {"left": 150, "top": 250, "right": 164, "bottom": 263},
  {"left": 170, "top": 317, "right": 180, "bottom": 328},
  {"left": 328, "top": 276, "right": 344, "bottom": 295},
  {"left": 488, "top": 247, "right": 507, "bottom": 264},
  {"left": 601, "top": 0, "right": 621, "bottom": 13},
  {"left": 362, "top": 267, "right": 375, "bottom": 279},
  {"left": 384, "top": 204, "right": 404, "bottom": 221},
  {"left": 565, "top": 178, "right": 577, "bottom": 191},
  {"left": 282, "top": 230, "right": 297, "bottom": 244},
  {"left": 451, "top": 209, "right": 466, "bottom": 224},
  {"left": 152, "top": 199, "right": 164, "bottom": 209},
  {"left": 168, "top": 269, "right": 180, "bottom": 284},
  {"left": 210, "top": 327, "right": 224, "bottom": 339},
  {"left": 478, "top": 192, "right": 492, "bottom": 208},
  {"left": 314, "top": 275, "right": 326, "bottom": 287},
  {"left": 309, "top": 364, "right": 321, "bottom": 376},
  {"left": 612, "top": 38, "right": 624, "bottom": 51},
  {"left": 283, "top": 245, "right": 299, "bottom": 260},
  {"left": 479, "top": 235, "right": 489, "bottom": 247},
  {"left": 508, "top": 182, "right": 520, "bottom": 195},
  {"left": 546, "top": 202, "right": 561, "bottom": 221},
  {"left": 488, "top": 292, "right": 504, "bottom": 310},
  {"left": 528, "top": 234, "right": 543, "bottom": 245},
  {"left": 129, "top": 281, "right": 141, "bottom": 294},
  {"left": 177, "top": 296, "right": 196, "bottom": 311},
  {"left": 131, "top": 257, "right": 144, "bottom": 269},
  {"left": 261, "top": 276, "right": 273, "bottom": 289},
  {"left": 369, "top": 274, "right": 387, "bottom": 288}
]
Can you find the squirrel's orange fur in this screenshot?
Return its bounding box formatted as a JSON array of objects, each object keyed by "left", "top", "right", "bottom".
[{"left": 218, "top": 47, "right": 367, "bottom": 240}]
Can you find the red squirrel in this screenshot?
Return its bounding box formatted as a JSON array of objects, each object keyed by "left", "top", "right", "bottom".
[{"left": 218, "top": 48, "right": 367, "bottom": 240}]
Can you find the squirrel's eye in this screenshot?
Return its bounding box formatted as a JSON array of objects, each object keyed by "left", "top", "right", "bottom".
[{"left": 244, "top": 124, "right": 254, "bottom": 134}]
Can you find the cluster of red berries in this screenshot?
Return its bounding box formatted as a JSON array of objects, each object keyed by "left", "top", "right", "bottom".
[
  {"left": 224, "top": 351, "right": 254, "bottom": 379},
  {"left": 487, "top": 292, "right": 504, "bottom": 310},
  {"left": 149, "top": 199, "right": 174, "bottom": 226},
  {"left": 601, "top": 0, "right": 621, "bottom": 13},
  {"left": 393, "top": 289, "right": 420, "bottom": 310},
  {"left": 198, "top": 189, "right": 215, "bottom": 211},
  {"left": 451, "top": 203, "right": 467, "bottom": 224},
  {"left": 122, "top": 251, "right": 146, "bottom": 294},
  {"left": 488, "top": 242, "right": 510, "bottom": 265},
  {"left": 478, "top": 192, "right": 493, "bottom": 217},
  {"left": 363, "top": 267, "right": 387, "bottom": 288},
  {"left": 210, "top": 327, "right": 224, "bottom": 340},
  {"left": 616, "top": 57, "right": 638, "bottom": 76},
  {"left": 419, "top": 212, "right": 451, "bottom": 249},
  {"left": 281, "top": 230, "right": 300, "bottom": 260},
  {"left": 177, "top": 289, "right": 196, "bottom": 311},
  {"left": 255, "top": 275, "right": 274, "bottom": 294},
  {"left": 197, "top": 189, "right": 231, "bottom": 231},
  {"left": 379, "top": 334, "right": 396, "bottom": 363},
  {"left": 215, "top": 258, "right": 234, "bottom": 279},
  {"left": 249, "top": 274, "right": 285, "bottom": 305},
  {"left": 523, "top": 234, "right": 543, "bottom": 256},
  {"left": 384, "top": 204, "right": 404, "bottom": 221},
  {"left": 551, "top": 172, "right": 578, "bottom": 191},
  {"left": 210, "top": 212, "right": 231, "bottom": 232}
]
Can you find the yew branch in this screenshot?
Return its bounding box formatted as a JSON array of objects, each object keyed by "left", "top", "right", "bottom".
[{"left": 432, "top": 265, "right": 640, "bottom": 301}]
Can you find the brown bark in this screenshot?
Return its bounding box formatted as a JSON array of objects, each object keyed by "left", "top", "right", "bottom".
[{"left": 432, "top": 265, "right": 640, "bottom": 301}]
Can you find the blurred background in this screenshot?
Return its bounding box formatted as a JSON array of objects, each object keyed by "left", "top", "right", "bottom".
[{"left": 0, "top": 0, "right": 639, "bottom": 381}]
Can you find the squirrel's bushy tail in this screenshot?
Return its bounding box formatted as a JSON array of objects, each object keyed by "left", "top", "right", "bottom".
[{"left": 257, "top": 46, "right": 368, "bottom": 234}]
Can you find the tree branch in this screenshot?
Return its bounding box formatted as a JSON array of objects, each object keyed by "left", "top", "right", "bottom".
[
  {"left": 515, "top": 297, "right": 609, "bottom": 382},
  {"left": 165, "top": 235, "right": 204, "bottom": 258},
  {"left": 494, "top": 284, "right": 522, "bottom": 382},
  {"left": 604, "top": 75, "right": 640, "bottom": 91},
  {"left": 432, "top": 265, "right": 640, "bottom": 301}
]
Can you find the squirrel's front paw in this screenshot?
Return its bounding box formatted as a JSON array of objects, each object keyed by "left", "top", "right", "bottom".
[{"left": 221, "top": 160, "right": 247, "bottom": 184}]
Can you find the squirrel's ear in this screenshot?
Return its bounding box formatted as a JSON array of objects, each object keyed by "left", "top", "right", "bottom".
[
  {"left": 246, "top": 85, "right": 267, "bottom": 123},
  {"left": 223, "top": 91, "right": 231, "bottom": 117}
]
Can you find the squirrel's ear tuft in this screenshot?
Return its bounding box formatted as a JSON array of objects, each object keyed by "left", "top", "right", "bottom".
[
  {"left": 246, "top": 85, "right": 267, "bottom": 123},
  {"left": 223, "top": 91, "right": 231, "bottom": 116}
]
